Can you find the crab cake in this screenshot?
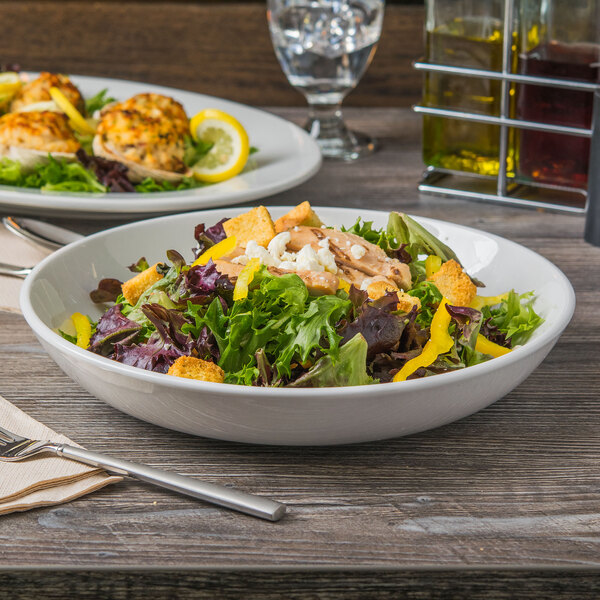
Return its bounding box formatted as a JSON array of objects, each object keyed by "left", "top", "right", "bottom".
[
  {"left": 0, "top": 111, "right": 80, "bottom": 169},
  {"left": 93, "top": 93, "right": 189, "bottom": 182},
  {"left": 10, "top": 72, "right": 85, "bottom": 114}
]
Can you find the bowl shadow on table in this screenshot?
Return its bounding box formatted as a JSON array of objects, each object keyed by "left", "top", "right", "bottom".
[{"left": 82, "top": 356, "right": 585, "bottom": 512}]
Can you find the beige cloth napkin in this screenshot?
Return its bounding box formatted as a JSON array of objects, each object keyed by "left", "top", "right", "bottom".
[
  {"left": 0, "top": 225, "right": 53, "bottom": 313},
  {"left": 0, "top": 395, "right": 122, "bottom": 515}
]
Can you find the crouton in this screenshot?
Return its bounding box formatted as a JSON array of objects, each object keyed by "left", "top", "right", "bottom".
[
  {"left": 427, "top": 259, "right": 476, "bottom": 307},
  {"left": 366, "top": 279, "right": 397, "bottom": 300},
  {"left": 121, "top": 263, "right": 163, "bottom": 306},
  {"left": 167, "top": 356, "right": 225, "bottom": 383},
  {"left": 396, "top": 291, "right": 422, "bottom": 314},
  {"left": 274, "top": 201, "right": 323, "bottom": 233},
  {"left": 223, "top": 205, "right": 276, "bottom": 248},
  {"left": 366, "top": 279, "right": 421, "bottom": 313}
]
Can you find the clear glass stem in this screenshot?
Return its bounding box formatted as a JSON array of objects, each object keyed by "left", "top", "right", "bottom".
[{"left": 303, "top": 93, "right": 377, "bottom": 161}]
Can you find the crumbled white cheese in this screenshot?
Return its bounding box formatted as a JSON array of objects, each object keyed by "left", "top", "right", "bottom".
[
  {"left": 350, "top": 244, "right": 366, "bottom": 259},
  {"left": 278, "top": 261, "right": 297, "bottom": 271},
  {"left": 295, "top": 245, "right": 324, "bottom": 272},
  {"left": 293, "top": 226, "right": 300, "bottom": 232},
  {"left": 317, "top": 247, "right": 337, "bottom": 273},
  {"left": 267, "top": 232, "right": 291, "bottom": 262},
  {"left": 360, "top": 277, "right": 374, "bottom": 291},
  {"left": 245, "top": 240, "right": 277, "bottom": 267},
  {"left": 234, "top": 234, "right": 338, "bottom": 274}
]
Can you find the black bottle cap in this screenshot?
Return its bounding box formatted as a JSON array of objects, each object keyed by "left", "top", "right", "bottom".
[{"left": 584, "top": 90, "right": 600, "bottom": 247}]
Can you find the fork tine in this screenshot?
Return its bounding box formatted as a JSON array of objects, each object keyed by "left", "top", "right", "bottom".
[{"left": 0, "top": 424, "right": 26, "bottom": 443}]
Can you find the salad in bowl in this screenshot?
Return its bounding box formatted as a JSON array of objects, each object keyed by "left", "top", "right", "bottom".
[{"left": 60, "top": 202, "right": 543, "bottom": 388}]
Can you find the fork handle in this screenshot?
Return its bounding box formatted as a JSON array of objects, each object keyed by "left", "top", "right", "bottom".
[
  {"left": 56, "top": 444, "right": 286, "bottom": 522},
  {"left": 0, "top": 262, "right": 32, "bottom": 278}
]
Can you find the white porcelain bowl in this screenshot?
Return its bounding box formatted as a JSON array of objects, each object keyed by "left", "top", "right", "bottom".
[{"left": 20, "top": 207, "right": 575, "bottom": 445}]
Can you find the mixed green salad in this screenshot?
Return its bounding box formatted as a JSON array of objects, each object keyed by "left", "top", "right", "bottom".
[{"left": 61, "top": 207, "right": 544, "bottom": 387}]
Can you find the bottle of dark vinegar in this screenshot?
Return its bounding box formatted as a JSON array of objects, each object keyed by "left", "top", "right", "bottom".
[
  {"left": 515, "top": 1, "right": 600, "bottom": 190},
  {"left": 421, "top": 0, "right": 599, "bottom": 194}
]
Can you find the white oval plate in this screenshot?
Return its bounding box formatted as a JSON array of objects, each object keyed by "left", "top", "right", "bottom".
[
  {"left": 20, "top": 207, "right": 575, "bottom": 445},
  {"left": 0, "top": 75, "right": 321, "bottom": 218}
]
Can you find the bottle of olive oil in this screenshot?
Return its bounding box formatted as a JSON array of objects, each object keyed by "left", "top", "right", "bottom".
[{"left": 423, "top": 2, "right": 510, "bottom": 177}]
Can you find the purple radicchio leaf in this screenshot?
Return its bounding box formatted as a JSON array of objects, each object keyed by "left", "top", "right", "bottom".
[
  {"left": 347, "top": 285, "right": 368, "bottom": 318},
  {"left": 446, "top": 304, "right": 483, "bottom": 348},
  {"left": 341, "top": 291, "right": 406, "bottom": 359},
  {"left": 140, "top": 302, "right": 220, "bottom": 359},
  {"left": 178, "top": 259, "right": 234, "bottom": 301},
  {"left": 194, "top": 324, "right": 221, "bottom": 363},
  {"left": 141, "top": 303, "right": 190, "bottom": 349},
  {"left": 113, "top": 303, "right": 220, "bottom": 373},
  {"left": 398, "top": 304, "right": 428, "bottom": 353},
  {"left": 127, "top": 257, "right": 149, "bottom": 273},
  {"left": 480, "top": 317, "right": 510, "bottom": 348},
  {"left": 88, "top": 304, "right": 141, "bottom": 355},
  {"left": 193, "top": 219, "right": 227, "bottom": 257},
  {"left": 166, "top": 249, "right": 186, "bottom": 271},
  {"left": 392, "top": 243, "right": 413, "bottom": 264},
  {"left": 89, "top": 278, "right": 123, "bottom": 303},
  {"left": 370, "top": 290, "right": 403, "bottom": 312},
  {"left": 76, "top": 148, "right": 136, "bottom": 193},
  {"left": 113, "top": 334, "right": 185, "bottom": 374}
]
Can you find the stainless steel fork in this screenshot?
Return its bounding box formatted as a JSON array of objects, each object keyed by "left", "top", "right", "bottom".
[
  {"left": 0, "top": 424, "right": 286, "bottom": 521},
  {"left": 0, "top": 262, "right": 32, "bottom": 278}
]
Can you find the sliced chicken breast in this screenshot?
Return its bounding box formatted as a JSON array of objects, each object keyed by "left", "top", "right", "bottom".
[{"left": 286, "top": 227, "right": 412, "bottom": 291}]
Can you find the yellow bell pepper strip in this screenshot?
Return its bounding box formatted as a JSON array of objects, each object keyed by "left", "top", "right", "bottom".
[
  {"left": 49, "top": 86, "right": 96, "bottom": 136},
  {"left": 191, "top": 235, "right": 237, "bottom": 267},
  {"left": 233, "top": 258, "right": 261, "bottom": 301},
  {"left": 337, "top": 278, "right": 351, "bottom": 293},
  {"left": 70, "top": 312, "right": 92, "bottom": 349},
  {"left": 470, "top": 292, "right": 510, "bottom": 311},
  {"left": 425, "top": 255, "right": 442, "bottom": 278},
  {"left": 393, "top": 298, "right": 453, "bottom": 382},
  {"left": 474, "top": 334, "right": 512, "bottom": 358}
]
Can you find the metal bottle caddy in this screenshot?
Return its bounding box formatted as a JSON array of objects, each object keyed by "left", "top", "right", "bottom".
[{"left": 413, "top": 0, "right": 600, "bottom": 214}]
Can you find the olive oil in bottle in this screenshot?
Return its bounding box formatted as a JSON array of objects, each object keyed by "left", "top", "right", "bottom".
[{"left": 422, "top": 17, "right": 512, "bottom": 176}]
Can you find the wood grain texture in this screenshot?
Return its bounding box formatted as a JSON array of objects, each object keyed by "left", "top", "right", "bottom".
[
  {"left": 1, "top": 571, "right": 600, "bottom": 600},
  {"left": 0, "top": 2, "right": 424, "bottom": 107},
  {"left": 0, "top": 109, "right": 599, "bottom": 596}
]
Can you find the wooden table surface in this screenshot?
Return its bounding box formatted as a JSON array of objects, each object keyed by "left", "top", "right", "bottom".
[{"left": 1, "top": 108, "right": 599, "bottom": 599}]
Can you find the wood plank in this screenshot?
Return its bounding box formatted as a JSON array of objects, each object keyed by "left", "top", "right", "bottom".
[
  {"left": 2, "top": 571, "right": 600, "bottom": 599},
  {"left": 0, "top": 2, "right": 424, "bottom": 106}
]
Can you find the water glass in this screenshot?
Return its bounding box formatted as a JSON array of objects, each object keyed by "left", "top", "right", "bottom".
[{"left": 267, "top": 0, "right": 385, "bottom": 160}]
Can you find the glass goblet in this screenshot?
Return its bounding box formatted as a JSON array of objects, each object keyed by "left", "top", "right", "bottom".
[{"left": 267, "top": 0, "right": 385, "bottom": 161}]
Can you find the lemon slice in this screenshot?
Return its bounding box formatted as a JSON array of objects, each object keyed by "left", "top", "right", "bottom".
[
  {"left": 49, "top": 86, "right": 96, "bottom": 135},
  {"left": 189, "top": 109, "right": 249, "bottom": 183},
  {"left": 0, "top": 72, "right": 22, "bottom": 97}
]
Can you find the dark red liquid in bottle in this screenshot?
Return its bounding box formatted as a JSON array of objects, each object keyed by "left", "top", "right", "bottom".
[{"left": 517, "top": 42, "right": 600, "bottom": 189}]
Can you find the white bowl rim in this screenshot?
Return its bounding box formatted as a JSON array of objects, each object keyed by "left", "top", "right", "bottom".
[{"left": 20, "top": 207, "right": 576, "bottom": 398}]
